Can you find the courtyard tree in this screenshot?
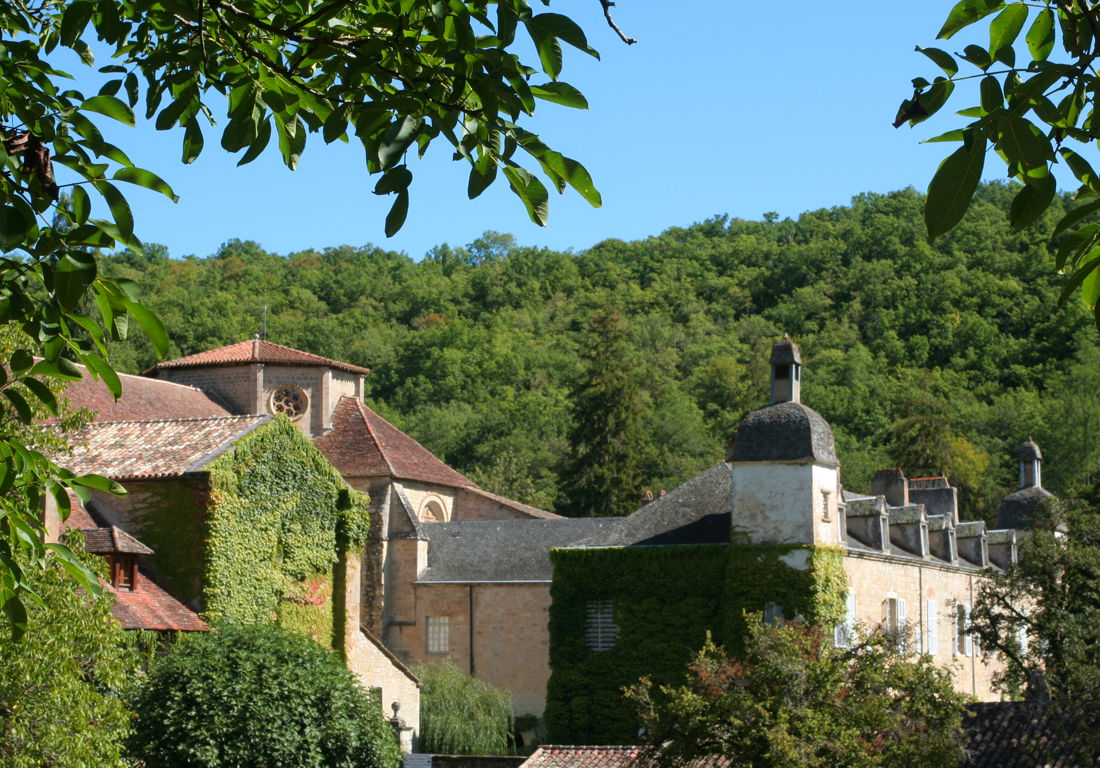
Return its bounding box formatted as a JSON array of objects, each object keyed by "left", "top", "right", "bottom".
[
  {"left": 130, "top": 622, "right": 400, "bottom": 768},
  {"left": 0, "top": 0, "right": 614, "bottom": 630},
  {"left": 414, "top": 660, "right": 513, "bottom": 755},
  {"left": 898, "top": 0, "right": 1100, "bottom": 331},
  {"left": 627, "top": 623, "right": 969, "bottom": 768}
]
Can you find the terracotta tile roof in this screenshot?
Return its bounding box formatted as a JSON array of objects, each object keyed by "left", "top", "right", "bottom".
[
  {"left": 58, "top": 415, "right": 270, "bottom": 479},
  {"left": 314, "top": 397, "right": 476, "bottom": 489},
  {"left": 80, "top": 525, "right": 153, "bottom": 555},
  {"left": 107, "top": 573, "right": 208, "bottom": 631},
  {"left": 62, "top": 495, "right": 206, "bottom": 632},
  {"left": 520, "top": 747, "right": 729, "bottom": 768},
  {"left": 148, "top": 339, "right": 371, "bottom": 376},
  {"left": 62, "top": 367, "right": 231, "bottom": 421},
  {"left": 964, "top": 701, "right": 1100, "bottom": 767}
]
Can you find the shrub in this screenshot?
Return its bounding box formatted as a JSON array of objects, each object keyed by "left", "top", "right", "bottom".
[
  {"left": 130, "top": 623, "right": 401, "bottom": 768},
  {"left": 414, "top": 660, "right": 512, "bottom": 755}
]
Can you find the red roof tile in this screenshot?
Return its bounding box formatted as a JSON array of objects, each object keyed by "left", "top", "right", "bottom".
[
  {"left": 58, "top": 415, "right": 269, "bottom": 479},
  {"left": 314, "top": 397, "right": 476, "bottom": 488},
  {"left": 81, "top": 525, "right": 153, "bottom": 555},
  {"left": 520, "top": 747, "right": 728, "bottom": 768},
  {"left": 107, "top": 573, "right": 208, "bottom": 631},
  {"left": 62, "top": 367, "right": 231, "bottom": 421},
  {"left": 149, "top": 339, "right": 371, "bottom": 375}
]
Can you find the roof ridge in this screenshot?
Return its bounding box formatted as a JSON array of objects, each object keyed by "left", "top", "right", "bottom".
[{"left": 81, "top": 415, "right": 264, "bottom": 426}]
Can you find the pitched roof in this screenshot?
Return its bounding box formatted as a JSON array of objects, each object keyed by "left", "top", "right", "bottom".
[
  {"left": 80, "top": 525, "right": 153, "bottom": 555},
  {"left": 58, "top": 415, "right": 270, "bottom": 479},
  {"left": 519, "top": 747, "right": 729, "bottom": 768},
  {"left": 418, "top": 519, "right": 620, "bottom": 582},
  {"left": 964, "top": 701, "right": 1100, "bottom": 767},
  {"left": 62, "top": 368, "right": 231, "bottom": 421},
  {"left": 313, "top": 397, "right": 476, "bottom": 488},
  {"left": 148, "top": 339, "right": 371, "bottom": 375}
]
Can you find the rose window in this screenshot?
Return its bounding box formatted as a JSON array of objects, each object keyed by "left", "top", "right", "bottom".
[{"left": 270, "top": 385, "right": 308, "bottom": 420}]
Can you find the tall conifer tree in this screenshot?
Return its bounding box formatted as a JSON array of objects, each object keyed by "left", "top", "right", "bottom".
[{"left": 562, "top": 307, "right": 647, "bottom": 517}]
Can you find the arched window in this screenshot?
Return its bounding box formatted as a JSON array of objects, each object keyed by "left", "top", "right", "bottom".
[{"left": 420, "top": 497, "right": 447, "bottom": 522}]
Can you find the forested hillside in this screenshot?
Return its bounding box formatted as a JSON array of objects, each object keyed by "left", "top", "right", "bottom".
[{"left": 99, "top": 184, "right": 1100, "bottom": 521}]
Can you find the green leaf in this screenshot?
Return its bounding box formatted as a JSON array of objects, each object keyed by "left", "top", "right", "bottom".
[
  {"left": 21, "top": 378, "right": 58, "bottom": 416},
  {"left": 275, "top": 117, "right": 305, "bottom": 170},
  {"left": 121, "top": 298, "right": 168, "bottom": 357},
  {"left": 468, "top": 154, "right": 497, "bottom": 199},
  {"left": 2, "top": 388, "right": 32, "bottom": 424},
  {"left": 374, "top": 166, "right": 413, "bottom": 195},
  {"left": 378, "top": 116, "right": 423, "bottom": 171},
  {"left": 384, "top": 191, "right": 409, "bottom": 237},
  {"left": 996, "top": 114, "right": 1052, "bottom": 170},
  {"left": 1054, "top": 198, "right": 1100, "bottom": 238},
  {"left": 989, "top": 4, "right": 1027, "bottom": 57},
  {"left": 81, "top": 95, "right": 135, "bottom": 126},
  {"left": 53, "top": 251, "right": 98, "bottom": 311},
  {"left": 237, "top": 118, "right": 272, "bottom": 166},
  {"left": 183, "top": 118, "right": 204, "bottom": 164},
  {"left": 70, "top": 473, "right": 126, "bottom": 495},
  {"left": 503, "top": 166, "right": 549, "bottom": 226},
  {"left": 113, "top": 168, "right": 179, "bottom": 202},
  {"left": 83, "top": 354, "right": 122, "bottom": 399},
  {"left": 1009, "top": 170, "right": 1055, "bottom": 228},
  {"left": 960, "top": 44, "right": 992, "bottom": 70},
  {"left": 0, "top": 204, "right": 35, "bottom": 252},
  {"left": 980, "top": 76, "right": 1003, "bottom": 113},
  {"left": 1059, "top": 147, "right": 1099, "bottom": 192},
  {"left": 529, "top": 82, "right": 589, "bottom": 109},
  {"left": 71, "top": 186, "right": 91, "bottom": 224},
  {"left": 915, "top": 46, "right": 958, "bottom": 77},
  {"left": 1027, "top": 8, "right": 1055, "bottom": 61},
  {"left": 938, "top": 0, "right": 1004, "bottom": 40},
  {"left": 60, "top": 0, "right": 94, "bottom": 47},
  {"left": 93, "top": 181, "right": 134, "bottom": 241},
  {"left": 1054, "top": 223, "right": 1100, "bottom": 270},
  {"left": 2, "top": 594, "right": 28, "bottom": 641},
  {"left": 1059, "top": 249, "right": 1100, "bottom": 305},
  {"left": 925, "top": 134, "right": 987, "bottom": 239}
]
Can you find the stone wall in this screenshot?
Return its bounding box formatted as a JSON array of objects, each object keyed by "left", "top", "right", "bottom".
[
  {"left": 844, "top": 552, "right": 1000, "bottom": 699},
  {"left": 156, "top": 364, "right": 260, "bottom": 415}
]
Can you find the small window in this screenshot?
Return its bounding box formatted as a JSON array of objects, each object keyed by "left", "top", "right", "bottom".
[
  {"left": 834, "top": 592, "right": 856, "bottom": 648},
  {"left": 110, "top": 554, "right": 136, "bottom": 591},
  {"left": 775, "top": 365, "right": 790, "bottom": 380},
  {"left": 884, "top": 597, "right": 907, "bottom": 651},
  {"left": 763, "top": 602, "right": 785, "bottom": 626},
  {"left": 425, "top": 616, "right": 449, "bottom": 654},
  {"left": 955, "top": 604, "right": 972, "bottom": 657},
  {"left": 585, "top": 601, "right": 618, "bottom": 651}
]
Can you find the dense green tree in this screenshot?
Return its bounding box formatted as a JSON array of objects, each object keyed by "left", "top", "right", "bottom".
[
  {"left": 627, "top": 625, "right": 968, "bottom": 768},
  {"left": 130, "top": 623, "right": 400, "bottom": 768},
  {"left": 0, "top": 538, "right": 142, "bottom": 768},
  {"left": 561, "top": 307, "right": 648, "bottom": 517},
  {"left": 413, "top": 660, "right": 513, "bottom": 755}
]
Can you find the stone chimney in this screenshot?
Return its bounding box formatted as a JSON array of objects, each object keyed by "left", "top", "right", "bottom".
[
  {"left": 769, "top": 334, "right": 802, "bottom": 404},
  {"left": 871, "top": 468, "right": 909, "bottom": 507}
]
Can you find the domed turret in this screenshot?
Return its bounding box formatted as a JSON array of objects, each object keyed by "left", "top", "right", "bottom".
[
  {"left": 729, "top": 401, "right": 838, "bottom": 467},
  {"left": 996, "top": 438, "right": 1054, "bottom": 529}
]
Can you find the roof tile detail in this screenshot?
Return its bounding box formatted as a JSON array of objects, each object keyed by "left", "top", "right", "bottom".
[
  {"left": 80, "top": 526, "right": 153, "bottom": 555},
  {"left": 520, "top": 747, "right": 729, "bottom": 768},
  {"left": 62, "top": 368, "right": 231, "bottom": 421},
  {"left": 58, "top": 415, "right": 269, "bottom": 479},
  {"left": 314, "top": 397, "right": 476, "bottom": 489},
  {"left": 149, "top": 339, "right": 370, "bottom": 375}
]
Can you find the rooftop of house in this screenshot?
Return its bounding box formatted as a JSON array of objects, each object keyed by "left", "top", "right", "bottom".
[
  {"left": 569, "top": 462, "right": 733, "bottom": 548},
  {"left": 314, "top": 396, "right": 477, "bottom": 489},
  {"left": 728, "top": 401, "right": 837, "bottom": 466},
  {"left": 58, "top": 415, "right": 270, "bottom": 479},
  {"left": 417, "top": 518, "right": 620, "bottom": 583},
  {"left": 519, "top": 746, "right": 730, "bottom": 768},
  {"left": 80, "top": 525, "right": 153, "bottom": 555},
  {"left": 964, "top": 701, "right": 1100, "bottom": 767},
  {"left": 146, "top": 338, "right": 371, "bottom": 376},
  {"left": 62, "top": 367, "right": 232, "bottom": 421}
]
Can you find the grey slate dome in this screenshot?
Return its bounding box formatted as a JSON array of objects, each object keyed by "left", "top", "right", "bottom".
[
  {"left": 728, "top": 401, "right": 837, "bottom": 466},
  {"left": 1020, "top": 438, "right": 1042, "bottom": 461},
  {"left": 996, "top": 485, "right": 1055, "bottom": 529},
  {"left": 770, "top": 334, "right": 802, "bottom": 365}
]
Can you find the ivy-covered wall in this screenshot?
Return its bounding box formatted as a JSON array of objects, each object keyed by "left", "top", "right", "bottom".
[
  {"left": 202, "top": 416, "right": 370, "bottom": 645},
  {"left": 544, "top": 540, "right": 849, "bottom": 744},
  {"left": 544, "top": 545, "right": 729, "bottom": 745}
]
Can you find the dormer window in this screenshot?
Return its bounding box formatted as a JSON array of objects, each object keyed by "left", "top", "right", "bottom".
[{"left": 110, "top": 554, "right": 136, "bottom": 591}]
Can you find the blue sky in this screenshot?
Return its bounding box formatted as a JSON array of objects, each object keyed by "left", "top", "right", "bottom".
[{"left": 69, "top": 2, "right": 1008, "bottom": 260}]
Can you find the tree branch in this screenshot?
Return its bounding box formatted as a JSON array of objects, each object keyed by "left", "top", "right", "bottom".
[{"left": 598, "top": 0, "right": 636, "bottom": 45}]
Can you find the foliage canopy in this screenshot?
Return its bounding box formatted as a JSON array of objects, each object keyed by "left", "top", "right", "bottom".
[
  {"left": 627, "top": 624, "right": 969, "bottom": 768},
  {"left": 899, "top": 0, "right": 1100, "bottom": 330},
  {"left": 130, "top": 622, "right": 401, "bottom": 768},
  {"left": 413, "top": 659, "right": 513, "bottom": 755}
]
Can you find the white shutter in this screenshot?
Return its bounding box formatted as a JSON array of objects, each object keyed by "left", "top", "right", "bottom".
[
  {"left": 835, "top": 591, "right": 857, "bottom": 647},
  {"left": 1019, "top": 608, "right": 1029, "bottom": 656},
  {"left": 897, "top": 599, "right": 908, "bottom": 652},
  {"left": 926, "top": 600, "right": 938, "bottom": 655},
  {"left": 964, "top": 605, "right": 973, "bottom": 657}
]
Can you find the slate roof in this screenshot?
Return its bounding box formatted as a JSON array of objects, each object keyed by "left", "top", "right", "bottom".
[
  {"left": 572, "top": 462, "right": 732, "bottom": 548},
  {"left": 59, "top": 415, "right": 270, "bottom": 479},
  {"left": 1020, "top": 438, "right": 1042, "bottom": 461},
  {"left": 62, "top": 368, "right": 231, "bottom": 421},
  {"left": 996, "top": 485, "right": 1055, "bottom": 530},
  {"left": 729, "top": 401, "right": 837, "bottom": 466},
  {"left": 314, "top": 396, "right": 476, "bottom": 489},
  {"left": 964, "top": 701, "right": 1100, "bottom": 767},
  {"left": 148, "top": 339, "right": 371, "bottom": 375},
  {"left": 769, "top": 334, "right": 802, "bottom": 364},
  {"left": 460, "top": 487, "right": 561, "bottom": 520},
  {"left": 80, "top": 526, "right": 153, "bottom": 555},
  {"left": 417, "top": 519, "right": 619, "bottom": 582}
]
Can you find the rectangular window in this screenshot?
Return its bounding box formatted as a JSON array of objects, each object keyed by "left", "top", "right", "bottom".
[
  {"left": 884, "top": 597, "right": 907, "bottom": 651},
  {"left": 834, "top": 592, "right": 857, "bottom": 648},
  {"left": 926, "top": 600, "right": 938, "bottom": 656},
  {"left": 425, "top": 616, "right": 449, "bottom": 654},
  {"left": 955, "top": 604, "right": 972, "bottom": 657},
  {"left": 585, "top": 601, "right": 618, "bottom": 651}
]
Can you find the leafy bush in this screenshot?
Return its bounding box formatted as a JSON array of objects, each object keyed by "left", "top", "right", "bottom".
[
  {"left": 0, "top": 545, "right": 141, "bottom": 768},
  {"left": 414, "top": 660, "right": 513, "bottom": 755},
  {"left": 130, "top": 623, "right": 400, "bottom": 768}
]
